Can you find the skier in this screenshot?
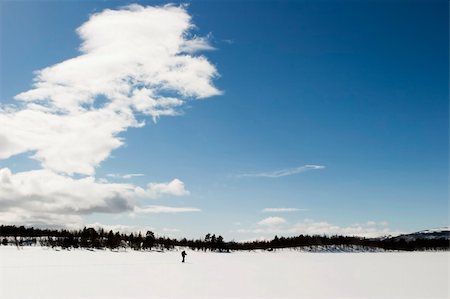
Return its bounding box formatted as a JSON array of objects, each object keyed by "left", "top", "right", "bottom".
[{"left": 181, "top": 250, "right": 187, "bottom": 263}]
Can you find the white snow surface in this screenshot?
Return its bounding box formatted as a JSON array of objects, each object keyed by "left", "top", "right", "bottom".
[{"left": 1, "top": 246, "right": 448, "bottom": 299}]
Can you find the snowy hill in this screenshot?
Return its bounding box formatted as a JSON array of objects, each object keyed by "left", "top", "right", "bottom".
[{"left": 387, "top": 227, "right": 450, "bottom": 242}]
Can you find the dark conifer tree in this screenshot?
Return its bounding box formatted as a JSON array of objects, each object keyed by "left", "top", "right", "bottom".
[
  {"left": 142, "top": 231, "right": 155, "bottom": 250},
  {"left": 106, "top": 230, "right": 115, "bottom": 249},
  {"left": 217, "top": 235, "right": 225, "bottom": 252},
  {"left": 135, "top": 233, "right": 143, "bottom": 250}
]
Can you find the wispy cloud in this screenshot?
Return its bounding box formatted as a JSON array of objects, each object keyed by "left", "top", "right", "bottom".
[
  {"left": 107, "top": 173, "right": 145, "bottom": 179},
  {"left": 257, "top": 216, "right": 287, "bottom": 226},
  {"left": 123, "top": 173, "right": 144, "bottom": 179},
  {"left": 237, "top": 165, "right": 325, "bottom": 178},
  {"left": 262, "top": 208, "right": 308, "bottom": 213},
  {"left": 135, "top": 206, "right": 201, "bottom": 214}
]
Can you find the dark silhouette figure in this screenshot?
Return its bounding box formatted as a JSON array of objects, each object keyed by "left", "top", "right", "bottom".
[{"left": 181, "top": 250, "right": 187, "bottom": 263}]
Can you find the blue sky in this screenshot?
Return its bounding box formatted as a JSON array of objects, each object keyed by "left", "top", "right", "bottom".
[{"left": 0, "top": 0, "right": 448, "bottom": 240}]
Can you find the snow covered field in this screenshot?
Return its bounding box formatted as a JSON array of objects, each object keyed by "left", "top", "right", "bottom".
[{"left": 1, "top": 247, "right": 448, "bottom": 299}]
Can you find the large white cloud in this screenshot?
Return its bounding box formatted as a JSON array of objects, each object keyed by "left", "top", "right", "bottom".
[
  {"left": 0, "top": 4, "right": 218, "bottom": 227},
  {"left": 0, "top": 4, "right": 220, "bottom": 176},
  {"left": 0, "top": 107, "right": 133, "bottom": 175},
  {"left": 0, "top": 168, "right": 196, "bottom": 227}
]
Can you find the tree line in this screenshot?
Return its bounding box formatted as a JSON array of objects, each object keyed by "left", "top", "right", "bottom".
[{"left": 1, "top": 225, "right": 448, "bottom": 251}]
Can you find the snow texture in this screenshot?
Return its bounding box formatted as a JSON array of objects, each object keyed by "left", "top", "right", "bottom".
[{"left": 0, "top": 247, "right": 448, "bottom": 298}]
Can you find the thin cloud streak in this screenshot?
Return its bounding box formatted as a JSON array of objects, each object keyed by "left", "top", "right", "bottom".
[
  {"left": 135, "top": 206, "right": 201, "bottom": 214},
  {"left": 237, "top": 165, "right": 325, "bottom": 178},
  {"left": 262, "top": 208, "right": 309, "bottom": 213},
  {"left": 257, "top": 216, "right": 287, "bottom": 226},
  {"left": 107, "top": 173, "right": 145, "bottom": 179}
]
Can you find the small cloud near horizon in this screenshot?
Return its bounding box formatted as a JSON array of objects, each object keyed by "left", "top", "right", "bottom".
[
  {"left": 237, "top": 219, "right": 403, "bottom": 238},
  {"left": 257, "top": 216, "right": 287, "bottom": 226}
]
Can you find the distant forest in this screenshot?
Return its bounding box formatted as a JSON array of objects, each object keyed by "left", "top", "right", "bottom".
[{"left": 0, "top": 225, "right": 448, "bottom": 252}]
